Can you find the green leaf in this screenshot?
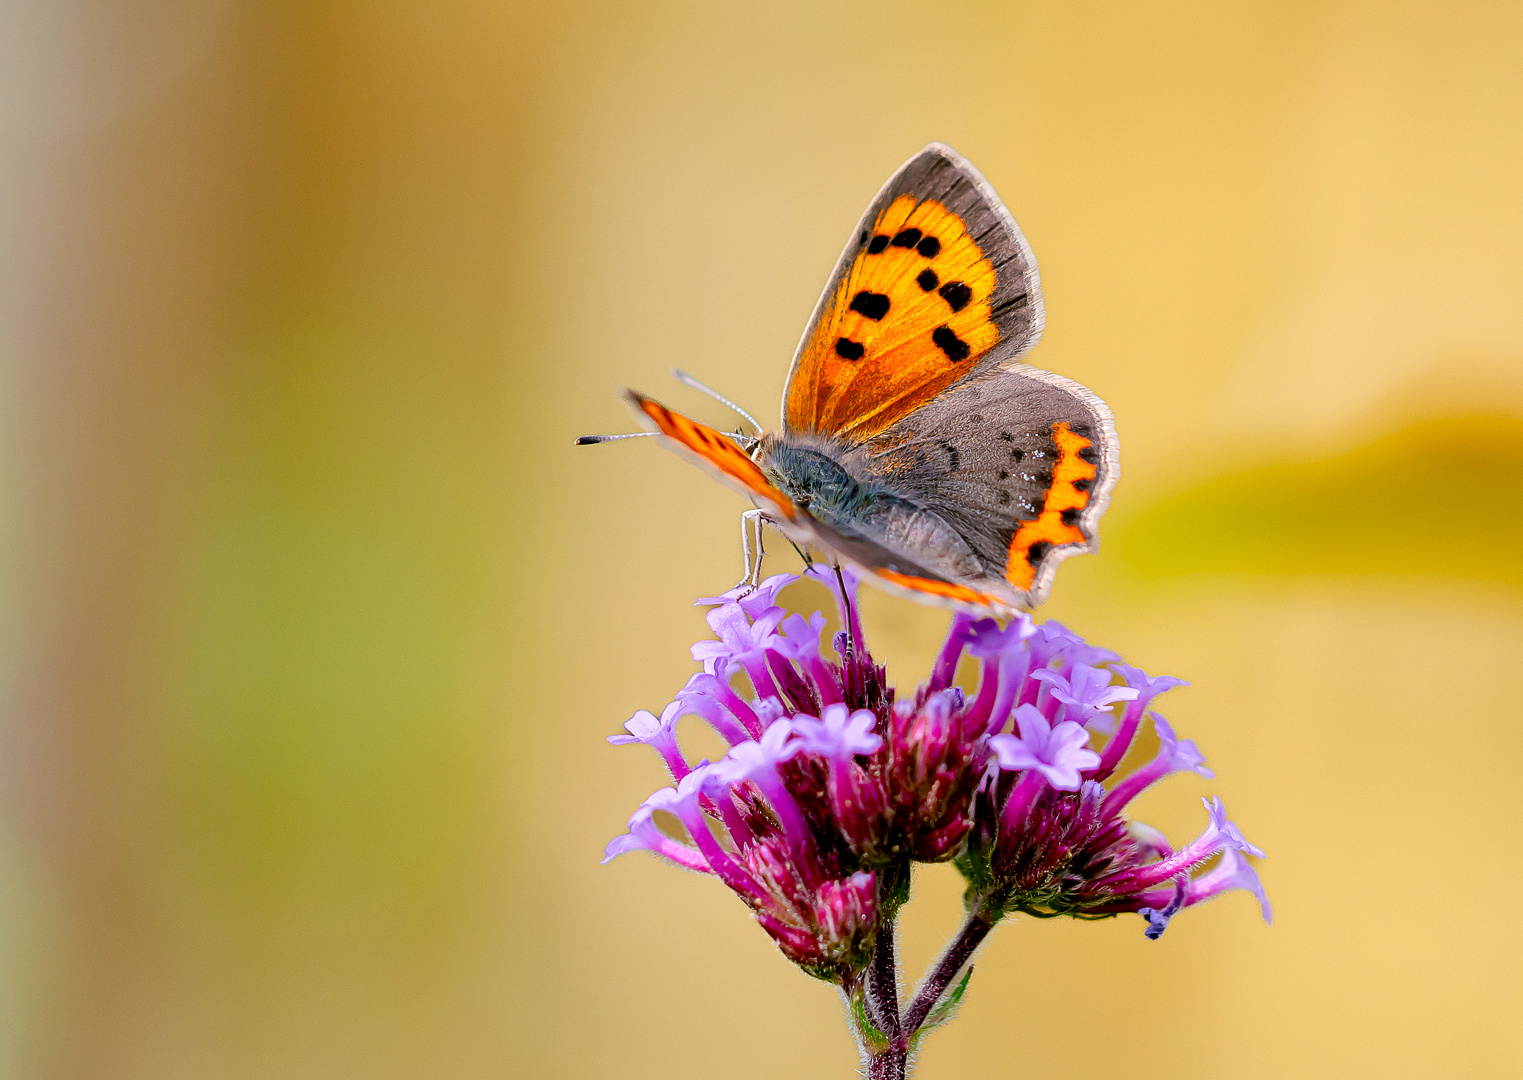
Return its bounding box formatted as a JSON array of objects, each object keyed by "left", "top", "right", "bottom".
[{"left": 850, "top": 985, "right": 888, "bottom": 1050}]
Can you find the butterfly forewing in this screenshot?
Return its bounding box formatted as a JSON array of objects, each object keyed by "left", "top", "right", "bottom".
[
  {"left": 623, "top": 391, "right": 798, "bottom": 520},
  {"left": 783, "top": 144, "right": 1045, "bottom": 442}
]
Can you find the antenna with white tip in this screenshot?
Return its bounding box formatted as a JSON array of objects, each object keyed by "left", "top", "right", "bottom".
[
  {"left": 574, "top": 432, "right": 656, "bottom": 446},
  {"left": 574, "top": 429, "right": 757, "bottom": 449}
]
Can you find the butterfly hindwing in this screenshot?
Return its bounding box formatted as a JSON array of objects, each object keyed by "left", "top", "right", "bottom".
[
  {"left": 783, "top": 144, "right": 1045, "bottom": 443},
  {"left": 765, "top": 364, "right": 1114, "bottom": 611},
  {"left": 848, "top": 364, "right": 1118, "bottom": 607}
]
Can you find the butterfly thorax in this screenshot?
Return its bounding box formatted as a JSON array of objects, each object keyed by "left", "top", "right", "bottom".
[
  {"left": 757, "top": 435, "right": 891, "bottom": 525},
  {"left": 758, "top": 433, "right": 984, "bottom": 581}
]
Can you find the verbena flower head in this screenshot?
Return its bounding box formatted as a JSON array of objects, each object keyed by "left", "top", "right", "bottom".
[{"left": 604, "top": 571, "right": 1269, "bottom": 986}]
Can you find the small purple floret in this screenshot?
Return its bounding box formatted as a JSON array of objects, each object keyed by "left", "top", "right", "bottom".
[
  {"left": 695, "top": 571, "right": 797, "bottom": 618},
  {"left": 1032, "top": 663, "right": 1138, "bottom": 732},
  {"left": 990, "top": 705, "right": 1100, "bottom": 790},
  {"left": 792, "top": 703, "right": 883, "bottom": 760}
]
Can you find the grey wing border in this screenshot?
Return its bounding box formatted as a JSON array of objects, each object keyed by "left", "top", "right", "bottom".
[{"left": 778, "top": 143, "right": 1048, "bottom": 431}]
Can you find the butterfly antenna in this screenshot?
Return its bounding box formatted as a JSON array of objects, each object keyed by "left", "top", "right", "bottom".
[
  {"left": 671, "top": 369, "right": 763, "bottom": 433},
  {"left": 574, "top": 432, "right": 657, "bottom": 445},
  {"left": 574, "top": 430, "right": 756, "bottom": 449}
]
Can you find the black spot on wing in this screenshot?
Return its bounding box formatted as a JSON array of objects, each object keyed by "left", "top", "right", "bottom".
[
  {"left": 938, "top": 440, "right": 960, "bottom": 473},
  {"left": 891, "top": 228, "right": 923, "bottom": 248},
  {"left": 1027, "top": 540, "right": 1052, "bottom": 566},
  {"left": 938, "top": 281, "right": 973, "bottom": 312},
  {"left": 1060, "top": 507, "right": 1081, "bottom": 527},
  {"left": 868, "top": 234, "right": 890, "bottom": 254},
  {"left": 916, "top": 268, "right": 939, "bottom": 292},
  {"left": 931, "top": 326, "right": 971, "bottom": 362},
  {"left": 1073, "top": 476, "right": 1093, "bottom": 493},
  {"left": 835, "top": 338, "right": 864, "bottom": 360},
  {"left": 850, "top": 290, "right": 891, "bottom": 320},
  {"left": 917, "top": 235, "right": 941, "bottom": 259}
]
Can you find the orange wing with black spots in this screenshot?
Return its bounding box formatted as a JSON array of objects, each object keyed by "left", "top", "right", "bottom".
[
  {"left": 783, "top": 144, "right": 1045, "bottom": 443},
  {"left": 623, "top": 391, "right": 797, "bottom": 519}
]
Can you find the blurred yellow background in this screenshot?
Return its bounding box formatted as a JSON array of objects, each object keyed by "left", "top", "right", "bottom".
[{"left": 2, "top": 1, "right": 1520, "bottom": 1077}]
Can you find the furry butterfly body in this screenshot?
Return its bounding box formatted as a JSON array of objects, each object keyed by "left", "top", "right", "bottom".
[{"left": 599, "top": 144, "right": 1119, "bottom": 615}]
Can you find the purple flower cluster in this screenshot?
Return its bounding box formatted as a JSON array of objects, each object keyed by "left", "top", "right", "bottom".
[{"left": 604, "top": 568, "right": 1269, "bottom": 986}]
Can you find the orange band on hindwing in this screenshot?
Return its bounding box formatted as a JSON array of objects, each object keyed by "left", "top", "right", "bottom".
[
  {"left": 630, "top": 394, "right": 797, "bottom": 518},
  {"left": 874, "top": 568, "right": 1003, "bottom": 607},
  {"left": 1005, "top": 422, "right": 1096, "bottom": 590}
]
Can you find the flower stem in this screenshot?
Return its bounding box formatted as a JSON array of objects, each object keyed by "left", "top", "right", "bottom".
[
  {"left": 866, "top": 917, "right": 901, "bottom": 1042},
  {"left": 900, "top": 904, "right": 998, "bottom": 1036},
  {"left": 868, "top": 1046, "right": 906, "bottom": 1080}
]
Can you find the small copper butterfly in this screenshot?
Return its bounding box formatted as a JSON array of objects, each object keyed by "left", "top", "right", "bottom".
[{"left": 579, "top": 144, "right": 1118, "bottom": 615}]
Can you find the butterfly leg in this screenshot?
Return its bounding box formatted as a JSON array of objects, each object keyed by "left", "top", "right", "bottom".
[
  {"left": 834, "top": 564, "right": 858, "bottom": 658},
  {"left": 731, "top": 508, "right": 768, "bottom": 592}
]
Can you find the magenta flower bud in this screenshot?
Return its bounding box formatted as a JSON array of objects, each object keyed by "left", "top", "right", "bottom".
[{"left": 812, "top": 870, "right": 878, "bottom": 962}]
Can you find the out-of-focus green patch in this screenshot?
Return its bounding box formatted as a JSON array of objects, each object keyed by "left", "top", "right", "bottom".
[{"left": 1116, "top": 415, "right": 1523, "bottom": 586}]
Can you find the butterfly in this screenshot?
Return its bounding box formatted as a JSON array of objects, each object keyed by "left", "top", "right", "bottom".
[{"left": 579, "top": 143, "right": 1118, "bottom": 616}]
